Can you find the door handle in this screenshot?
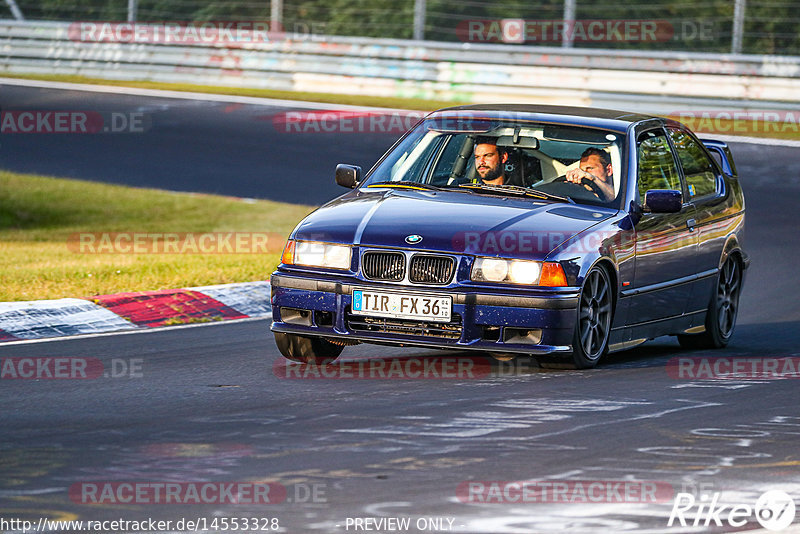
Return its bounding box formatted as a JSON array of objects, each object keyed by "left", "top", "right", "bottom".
[{"left": 686, "top": 218, "right": 697, "bottom": 231}]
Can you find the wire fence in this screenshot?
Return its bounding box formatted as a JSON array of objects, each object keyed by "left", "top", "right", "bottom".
[{"left": 2, "top": 0, "right": 799, "bottom": 55}]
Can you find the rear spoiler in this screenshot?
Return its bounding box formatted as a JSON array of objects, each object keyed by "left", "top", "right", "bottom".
[{"left": 700, "top": 139, "right": 738, "bottom": 177}]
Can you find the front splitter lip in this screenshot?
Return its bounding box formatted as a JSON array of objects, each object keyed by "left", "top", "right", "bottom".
[{"left": 271, "top": 322, "right": 573, "bottom": 355}]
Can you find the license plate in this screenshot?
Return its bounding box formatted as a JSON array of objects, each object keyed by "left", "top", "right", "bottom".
[{"left": 352, "top": 289, "right": 452, "bottom": 322}]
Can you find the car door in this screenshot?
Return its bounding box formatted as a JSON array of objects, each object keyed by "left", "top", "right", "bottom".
[
  {"left": 667, "top": 126, "right": 729, "bottom": 321},
  {"left": 627, "top": 128, "right": 698, "bottom": 326}
]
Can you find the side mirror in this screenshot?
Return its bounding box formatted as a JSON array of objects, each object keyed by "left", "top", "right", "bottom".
[
  {"left": 335, "top": 164, "right": 362, "bottom": 189},
  {"left": 644, "top": 189, "right": 682, "bottom": 213}
]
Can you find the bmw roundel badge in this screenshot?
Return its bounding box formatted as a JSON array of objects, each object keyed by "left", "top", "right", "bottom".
[{"left": 405, "top": 234, "right": 423, "bottom": 245}]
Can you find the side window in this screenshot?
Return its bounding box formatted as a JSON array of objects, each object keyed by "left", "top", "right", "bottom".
[
  {"left": 668, "top": 127, "right": 718, "bottom": 199},
  {"left": 637, "top": 130, "right": 682, "bottom": 204}
]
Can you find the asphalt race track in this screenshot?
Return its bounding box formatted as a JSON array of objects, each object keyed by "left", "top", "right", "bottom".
[
  {"left": 2, "top": 83, "right": 800, "bottom": 533},
  {"left": 0, "top": 83, "right": 401, "bottom": 205}
]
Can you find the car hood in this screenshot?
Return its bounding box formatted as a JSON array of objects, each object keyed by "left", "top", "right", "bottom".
[{"left": 293, "top": 189, "right": 614, "bottom": 259}]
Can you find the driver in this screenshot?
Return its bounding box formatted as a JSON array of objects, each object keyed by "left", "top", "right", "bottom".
[
  {"left": 474, "top": 137, "right": 508, "bottom": 186},
  {"left": 565, "top": 147, "right": 614, "bottom": 200}
]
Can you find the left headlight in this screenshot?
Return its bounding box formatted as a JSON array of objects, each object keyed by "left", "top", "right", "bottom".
[
  {"left": 281, "top": 240, "right": 352, "bottom": 270},
  {"left": 471, "top": 257, "right": 567, "bottom": 286}
]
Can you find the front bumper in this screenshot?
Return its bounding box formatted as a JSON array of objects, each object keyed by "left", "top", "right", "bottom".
[{"left": 270, "top": 272, "right": 578, "bottom": 355}]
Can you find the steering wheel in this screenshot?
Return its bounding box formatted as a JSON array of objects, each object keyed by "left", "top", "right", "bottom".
[{"left": 552, "top": 175, "right": 605, "bottom": 199}]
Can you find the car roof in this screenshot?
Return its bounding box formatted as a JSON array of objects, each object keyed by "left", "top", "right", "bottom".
[{"left": 429, "top": 104, "right": 661, "bottom": 134}]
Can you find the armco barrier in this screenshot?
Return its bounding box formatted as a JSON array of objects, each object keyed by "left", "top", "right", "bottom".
[{"left": 1, "top": 20, "right": 799, "bottom": 116}]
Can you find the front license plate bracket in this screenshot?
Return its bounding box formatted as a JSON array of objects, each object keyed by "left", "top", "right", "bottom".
[{"left": 352, "top": 289, "right": 452, "bottom": 322}]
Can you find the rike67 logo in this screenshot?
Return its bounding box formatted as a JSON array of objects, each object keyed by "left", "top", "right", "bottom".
[{"left": 669, "top": 490, "right": 796, "bottom": 531}]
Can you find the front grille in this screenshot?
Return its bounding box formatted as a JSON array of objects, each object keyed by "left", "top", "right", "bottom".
[
  {"left": 347, "top": 312, "right": 463, "bottom": 340},
  {"left": 409, "top": 254, "right": 455, "bottom": 284},
  {"left": 362, "top": 251, "right": 405, "bottom": 281}
]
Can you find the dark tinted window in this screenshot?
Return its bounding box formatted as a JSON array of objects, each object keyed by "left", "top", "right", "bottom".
[
  {"left": 637, "top": 131, "right": 681, "bottom": 204},
  {"left": 669, "top": 128, "right": 718, "bottom": 199},
  {"left": 430, "top": 135, "right": 472, "bottom": 186}
]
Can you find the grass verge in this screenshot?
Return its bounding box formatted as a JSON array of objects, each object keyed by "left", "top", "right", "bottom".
[{"left": 0, "top": 170, "right": 314, "bottom": 302}]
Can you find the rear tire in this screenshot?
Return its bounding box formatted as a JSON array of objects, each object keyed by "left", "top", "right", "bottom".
[
  {"left": 678, "top": 255, "right": 741, "bottom": 350},
  {"left": 274, "top": 332, "right": 344, "bottom": 364}
]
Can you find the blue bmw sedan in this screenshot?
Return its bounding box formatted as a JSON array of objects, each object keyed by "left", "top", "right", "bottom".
[{"left": 270, "top": 105, "right": 748, "bottom": 369}]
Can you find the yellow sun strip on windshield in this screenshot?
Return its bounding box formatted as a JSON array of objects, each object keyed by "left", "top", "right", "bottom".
[
  {"left": 366, "top": 184, "right": 429, "bottom": 191},
  {"left": 459, "top": 183, "right": 550, "bottom": 200}
]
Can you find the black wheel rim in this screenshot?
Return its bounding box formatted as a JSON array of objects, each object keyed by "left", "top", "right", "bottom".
[
  {"left": 579, "top": 269, "right": 612, "bottom": 360},
  {"left": 717, "top": 258, "right": 740, "bottom": 338}
]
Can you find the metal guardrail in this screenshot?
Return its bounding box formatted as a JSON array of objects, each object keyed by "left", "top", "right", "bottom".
[{"left": 2, "top": 20, "right": 799, "bottom": 116}]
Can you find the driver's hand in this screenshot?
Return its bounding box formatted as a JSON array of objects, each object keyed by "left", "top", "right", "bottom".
[
  {"left": 565, "top": 168, "right": 593, "bottom": 184},
  {"left": 565, "top": 168, "right": 602, "bottom": 198}
]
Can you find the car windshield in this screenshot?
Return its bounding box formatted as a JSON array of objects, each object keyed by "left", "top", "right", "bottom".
[{"left": 363, "top": 116, "right": 625, "bottom": 206}]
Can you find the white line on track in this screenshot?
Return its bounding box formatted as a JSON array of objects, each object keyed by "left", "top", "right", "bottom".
[{"left": 0, "top": 76, "right": 409, "bottom": 112}]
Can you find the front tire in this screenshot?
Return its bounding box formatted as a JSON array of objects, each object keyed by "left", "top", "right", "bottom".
[
  {"left": 539, "top": 265, "right": 613, "bottom": 370},
  {"left": 678, "top": 255, "right": 741, "bottom": 350},
  {"left": 274, "top": 332, "right": 344, "bottom": 364},
  {"left": 571, "top": 266, "right": 613, "bottom": 368}
]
